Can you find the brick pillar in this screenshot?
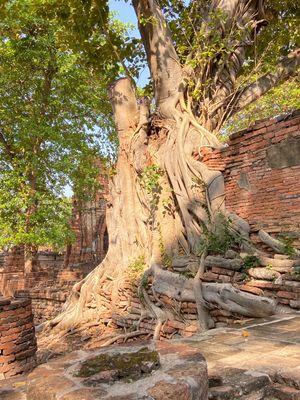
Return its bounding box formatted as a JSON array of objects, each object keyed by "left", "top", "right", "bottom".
[{"left": 0, "top": 297, "right": 37, "bottom": 379}]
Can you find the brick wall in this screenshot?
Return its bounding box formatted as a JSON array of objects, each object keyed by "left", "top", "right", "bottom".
[
  {"left": 0, "top": 250, "right": 64, "bottom": 297},
  {"left": 202, "top": 110, "right": 300, "bottom": 246},
  {"left": 0, "top": 297, "right": 37, "bottom": 379}
]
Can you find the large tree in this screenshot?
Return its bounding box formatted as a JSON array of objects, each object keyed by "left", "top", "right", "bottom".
[{"left": 48, "top": 0, "right": 300, "bottom": 338}]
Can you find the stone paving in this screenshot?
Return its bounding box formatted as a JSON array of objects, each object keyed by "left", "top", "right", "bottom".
[
  {"left": 180, "top": 313, "right": 300, "bottom": 374},
  {"left": 0, "top": 312, "right": 300, "bottom": 399},
  {"left": 178, "top": 312, "right": 300, "bottom": 399}
]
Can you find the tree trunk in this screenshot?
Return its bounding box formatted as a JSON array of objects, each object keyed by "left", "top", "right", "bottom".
[
  {"left": 24, "top": 244, "right": 38, "bottom": 274},
  {"left": 46, "top": 77, "right": 280, "bottom": 340}
]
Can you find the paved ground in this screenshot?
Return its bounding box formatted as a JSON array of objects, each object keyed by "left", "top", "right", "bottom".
[
  {"left": 179, "top": 313, "right": 300, "bottom": 376},
  {"left": 1, "top": 312, "right": 300, "bottom": 399}
]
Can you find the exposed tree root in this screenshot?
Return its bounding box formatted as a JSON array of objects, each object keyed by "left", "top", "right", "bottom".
[
  {"left": 259, "top": 230, "right": 300, "bottom": 257},
  {"left": 150, "top": 265, "right": 278, "bottom": 318},
  {"left": 193, "top": 252, "right": 211, "bottom": 330}
]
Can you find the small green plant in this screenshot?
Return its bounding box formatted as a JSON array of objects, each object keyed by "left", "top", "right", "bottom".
[
  {"left": 278, "top": 232, "right": 298, "bottom": 257},
  {"left": 266, "top": 263, "right": 273, "bottom": 270},
  {"left": 240, "top": 272, "right": 250, "bottom": 282},
  {"left": 241, "top": 255, "right": 260, "bottom": 271},
  {"left": 291, "top": 270, "right": 300, "bottom": 280},
  {"left": 197, "top": 213, "right": 240, "bottom": 256},
  {"left": 140, "top": 165, "right": 163, "bottom": 220},
  {"left": 141, "top": 274, "right": 149, "bottom": 288},
  {"left": 140, "top": 165, "right": 163, "bottom": 195},
  {"left": 158, "top": 224, "right": 172, "bottom": 269},
  {"left": 128, "top": 255, "right": 146, "bottom": 273},
  {"left": 180, "top": 270, "right": 196, "bottom": 279}
]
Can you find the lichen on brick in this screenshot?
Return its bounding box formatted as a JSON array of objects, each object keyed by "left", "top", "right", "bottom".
[{"left": 76, "top": 347, "right": 160, "bottom": 382}]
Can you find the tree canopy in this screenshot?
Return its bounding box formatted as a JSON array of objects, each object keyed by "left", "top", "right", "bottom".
[{"left": 0, "top": 0, "right": 126, "bottom": 250}]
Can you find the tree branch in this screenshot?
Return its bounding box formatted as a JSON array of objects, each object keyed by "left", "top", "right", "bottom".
[
  {"left": 188, "top": 0, "right": 267, "bottom": 131},
  {"left": 132, "top": 0, "right": 183, "bottom": 116},
  {"left": 230, "top": 48, "right": 300, "bottom": 116},
  {"left": 108, "top": 77, "right": 139, "bottom": 136}
]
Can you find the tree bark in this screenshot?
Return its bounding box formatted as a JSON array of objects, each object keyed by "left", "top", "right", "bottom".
[
  {"left": 132, "top": 0, "right": 183, "bottom": 117},
  {"left": 45, "top": 76, "right": 282, "bottom": 339}
]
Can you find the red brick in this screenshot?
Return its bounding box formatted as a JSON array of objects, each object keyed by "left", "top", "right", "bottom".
[{"left": 277, "top": 291, "right": 299, "bottom": 300}]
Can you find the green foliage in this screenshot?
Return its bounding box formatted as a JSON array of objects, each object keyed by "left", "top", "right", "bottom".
[
  {"left": 140, "top": 274, "right": 149, "bottom": 289},
  {"left": 0, "top": 0, "right": 122, "bottom": 249},
  {"left": 223, "top": 77, "right": 300, "bottom": 136},
  {"left": 128, "top": 255, "right": 146, "bottom": 273},
  {"left": 139, "top": 15, "right": 158, "bottom": 27},
  {"left": 140, "top": 165, "right": 163, "bottom": 217},
  {"left": 197, "top": 213, "right": 240, "bottom": 256},
  {"left": 278, "top": 231, "right": 299, "bottom": 257},
  {"left": 158, "top": 224, "right": 172, "bottom": 269},
  {"left": 0, "top": 194, "right": 75, "bottom": 250},
  {"left": 241, "top": 255, "right": 260, "bottom": 271},
  {"left": 140, "top": 165, "right": 162, "bottom": 195},
  {"left": 0, "top": 0, "right": 298, "bottom": 250},
  {"left": 160, "top": 0, "right": 300, "bottom": 126},
  {"left": 244, "top": 0, "right": 299, "bottom": 74}
]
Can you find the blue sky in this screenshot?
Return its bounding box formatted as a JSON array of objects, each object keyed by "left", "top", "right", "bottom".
[{"left": 109, "top": 0, "right": 138, "bottom": 28}]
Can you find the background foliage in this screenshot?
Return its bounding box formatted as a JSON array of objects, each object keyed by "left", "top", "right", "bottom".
[{"left": 0, "top": 0, "right": 130, "bottom": 249}]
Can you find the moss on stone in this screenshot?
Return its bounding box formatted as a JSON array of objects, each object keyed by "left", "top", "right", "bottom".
[{"left": 76, "top": 347, "right": 160, "bottom": 381}]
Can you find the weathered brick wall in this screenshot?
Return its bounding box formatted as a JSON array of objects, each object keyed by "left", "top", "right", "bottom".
[
  {"left": 0, "top": 297, "right": 37, "bottom": 379},
  {"left": 15, "top": 270, "right": 84, "bottom": 324},
  {"left": 202, "top": 110, "right": 300, "bottom": 246},
  {"left": 0, "top": 250, "right": 64, "bottom": 297},
  {"left": 15, "top": 286, "right": 71, "bottom": 325}
]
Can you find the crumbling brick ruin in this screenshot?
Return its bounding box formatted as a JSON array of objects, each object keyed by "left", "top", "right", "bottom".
[
  {"left": 203, "top": 109, "right": 300, "bottom": 247},
  {"left": 64, "top": 175, "right": 109, "bottom": 269}
]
